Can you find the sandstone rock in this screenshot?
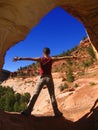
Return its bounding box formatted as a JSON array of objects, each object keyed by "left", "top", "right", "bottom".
[{"left": 0, "top": 0, "right": 98, "bottom": 70}]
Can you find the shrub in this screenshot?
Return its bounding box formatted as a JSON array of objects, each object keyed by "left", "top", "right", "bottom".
[
  {"left": 66, "top": 59, "right": 72, "bottom": 65},
  {"left": 66, "top": 70, "right": 74, "bottom": 82},
  {"left": 56, "top": 46, "right": 78, "bottom": 57},
  {"left": 87, "top": 46, "right": 96, "bottom": 59},
  {"left": 59, "top": 83, "right": 69, "bottom": 92},
  {"left": 83, "top": 59, "right": 94, "bottom": 68}
]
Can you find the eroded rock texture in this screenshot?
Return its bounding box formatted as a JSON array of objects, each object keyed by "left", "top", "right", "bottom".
[{"left": 0, "top": 0, "right": 98, "bottom": 70}]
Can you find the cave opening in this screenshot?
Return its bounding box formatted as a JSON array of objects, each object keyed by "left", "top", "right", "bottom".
[{"left": 3, "top": 7, "right": 87, "bottom": 72}]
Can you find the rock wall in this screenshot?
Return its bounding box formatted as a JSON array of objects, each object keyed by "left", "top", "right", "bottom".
[
  {"left": 0, "top": 0, "right": 98, "bottom": 70},
  {"left": 0, "top": 69, "right": 10, "bottom": 82}
]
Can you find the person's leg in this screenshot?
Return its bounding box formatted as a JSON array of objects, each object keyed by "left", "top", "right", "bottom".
[
  {"left": 46, "top": 77, "right": 62, "bottom": 116},
  {"left": 21, "top": 77, "right": 45, "bottom": 115}
]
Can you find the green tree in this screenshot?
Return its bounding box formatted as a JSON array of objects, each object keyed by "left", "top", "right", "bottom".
[
  {"left": 0, "top": 85, "right": 31, "bottom": 112},
  {"left": 15, "top": 93, "right": 21, "bottom": 102},
  {"left": 20, "top": 93, "right": 30, "bottom": 103},
  {"left": 14, "top": 102, "right": 20, "bottom": 112},
  {"left": 24, "top": 93, "right": 31, "bottom": 103},
  {"left": 0, "top": 97, "right": 5, "bottom": 110},
  {"left": 20, "top": 103, "right": 27, "bottom": 111},
  {"left": 5, "top": 93, "right": 15, "bottom": 111}
]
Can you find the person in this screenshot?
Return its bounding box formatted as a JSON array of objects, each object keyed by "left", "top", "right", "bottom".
[{"left": 13, "top": 47, "right": 76, "bottom": 117}]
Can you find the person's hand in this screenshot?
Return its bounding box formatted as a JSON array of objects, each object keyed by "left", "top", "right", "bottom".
[{"left": 13, "top": 57, "right": 20, "bottom": 62}]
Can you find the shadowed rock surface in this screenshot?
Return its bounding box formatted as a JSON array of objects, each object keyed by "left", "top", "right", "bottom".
[
  {"left": 0, "top": 70, "right": 10, "bottom": 82},
  {"left": 0, "top": 104, "right": 98, "bottom": 130}
]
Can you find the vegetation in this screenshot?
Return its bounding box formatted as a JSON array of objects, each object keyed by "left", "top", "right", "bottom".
[
  {"left": 0, "top": 85, "right": 31, "bottom": 112},
  {"left": 15, "top": 62, "right": 40, "bottom": 78},
  {"left": 66, "top": 69, "right": 74, "bottom": 82},
  {"left": 66, "top": 59, "right": 72, "bottom": 66},
  {"left": 87, "top": 46, "right": 96, "bottom": 59},
  {"left": 82, "top": 36, "right": 87, "bottom": 40},
  {"left": 59, "top": 83, "right": 69, "bottom": 92},
  {"left": 57, "top": 46, "right": 78, "bottom": 57},
  {"left": 82, "top": 59, "right": 94, "bottom": 68}
]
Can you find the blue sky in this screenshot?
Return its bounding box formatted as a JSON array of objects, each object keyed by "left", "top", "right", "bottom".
[{"left": 3, "top": 7, "right": 87, "bottom": 72}]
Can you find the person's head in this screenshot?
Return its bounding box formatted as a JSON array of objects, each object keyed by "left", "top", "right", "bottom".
[{"left": 43, "top": 47, "right": 51, "bottom": 56}]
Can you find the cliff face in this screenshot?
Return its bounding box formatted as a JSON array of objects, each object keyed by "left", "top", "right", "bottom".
[
  {"left": 0, "top": 0, "right": 98, "bottom": 70},
  {"left": 0, "top": 109, "right": 98, "bottom": 130}
]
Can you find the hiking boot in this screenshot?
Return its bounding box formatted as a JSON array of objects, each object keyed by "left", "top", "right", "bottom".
[
  {"left": 54, "top": 111, "right": 63, "bottom": 117},
  {"left": 21, "top": 109, "right": 31, "bottom": 116}
]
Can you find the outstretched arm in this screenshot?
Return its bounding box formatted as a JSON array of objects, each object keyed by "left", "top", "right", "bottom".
[
  {"left": 13, "top": 57, "right": 41, "bottom": 62},
  {"left": 52, "top": 56, "right": 77, "bottom": 62}
]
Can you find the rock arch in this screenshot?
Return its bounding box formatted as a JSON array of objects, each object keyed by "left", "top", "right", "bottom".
[{"left": 0, "top": 0, "right": 98, "bottom": 71}]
